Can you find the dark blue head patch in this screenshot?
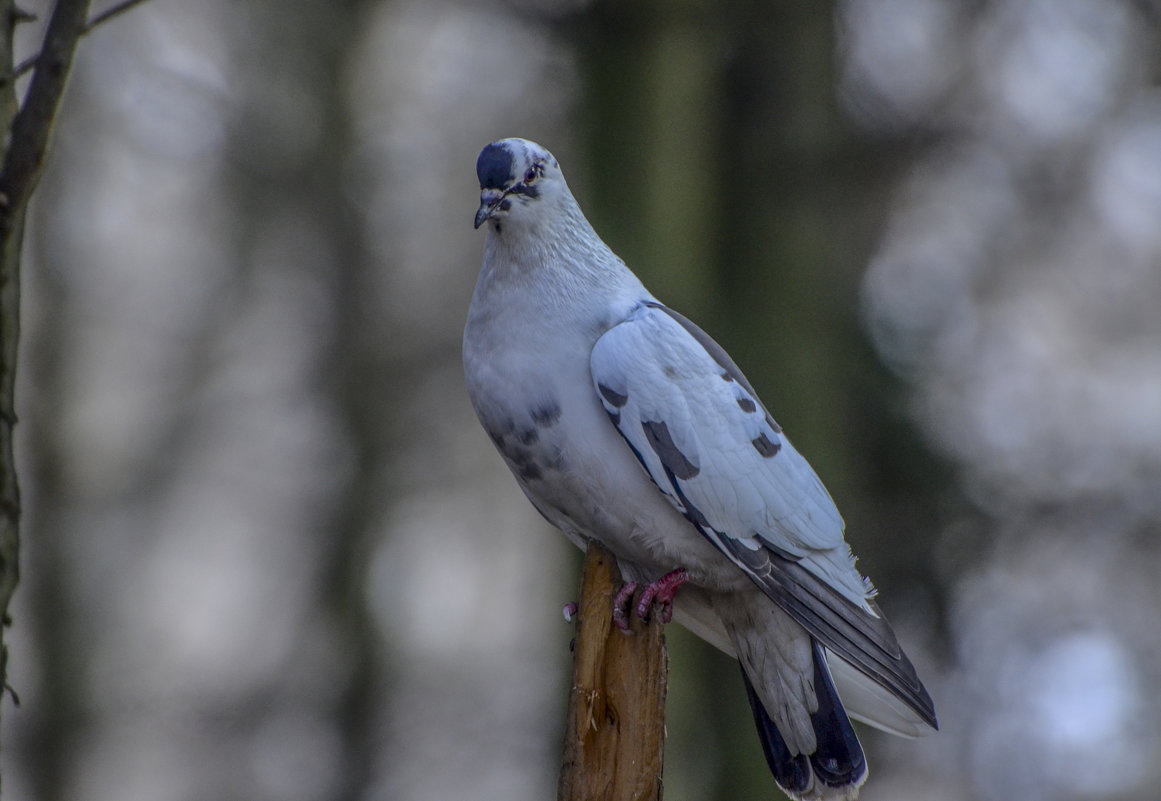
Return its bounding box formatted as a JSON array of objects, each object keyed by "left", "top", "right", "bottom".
[{"left": 477, "top": 143, "right": 515, "bottom": 190}]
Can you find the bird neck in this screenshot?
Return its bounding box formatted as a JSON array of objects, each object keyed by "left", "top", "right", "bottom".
[{"left": 481, "top": 197, "right": 643, "bottom": 307}]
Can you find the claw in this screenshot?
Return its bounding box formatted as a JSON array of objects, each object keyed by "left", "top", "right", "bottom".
[
  {"left": 635, "top": 568, "right": 688, "bottom": 623},
  {"left": 612, "top": 581, "right": 639, "bottom": 632}
]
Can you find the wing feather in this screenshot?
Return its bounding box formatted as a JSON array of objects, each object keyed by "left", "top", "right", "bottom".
[{"left": 590, "top": 300, "right": 936, "bottom": 729}]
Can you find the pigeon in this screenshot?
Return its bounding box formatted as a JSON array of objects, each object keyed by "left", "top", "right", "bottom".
[{"left": 463, "top": 138, "right": 937, "bottom": 800}]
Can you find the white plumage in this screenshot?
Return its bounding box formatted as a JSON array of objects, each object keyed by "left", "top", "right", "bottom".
[{"left": 463, "top": 138, "right": 936, "bottom": 800}]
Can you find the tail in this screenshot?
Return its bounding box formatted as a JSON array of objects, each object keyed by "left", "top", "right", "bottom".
[{"left": 742, "top": 641, "right": 867, "bottom": 800}]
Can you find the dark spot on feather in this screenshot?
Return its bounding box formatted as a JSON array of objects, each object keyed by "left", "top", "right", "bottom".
[
  {"left": 485, "top": 417, "right": 515, "bottom": 448},
  {"left": 609, "top": 415, "right": 712, "bottom": 535},
  {"left": 606, "top": 409, "right": 621, "bottom": 426},
  {"left": 502, "top": 443, "right": 542, "bottom": 481},
  {"left": 493, "top": 438, "right": 517, "bottom": 461},
  {"left": 752, "top": 432, "right": 781, "bottom": 458},
  {"left": 642, "top": 420, "right": 699, "bottom": 479},
  {"left": 663, "top": 365, "right": 678, "bottom": 379},
  {"left": 598, "top": 383, "right": 628, "bottom": 408},
  {"left": 531, "top": 401, "right": 561, "bottom": 427},
  {"left": 489, "top": 426, "right": 546, "bottom": 481},
  {"left": 721, "top": 372, "right": 733, "bottom": 382},
  {"left": 765, "top": 414, "right": 782, "bottom": 434},
  {"left": 737, "top": 396, "right": 757, "bottom": 413}
]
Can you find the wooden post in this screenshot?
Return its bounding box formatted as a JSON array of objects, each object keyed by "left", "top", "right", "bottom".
[{"left": 558, "top": 543, "right": 668, "bottom": 801}]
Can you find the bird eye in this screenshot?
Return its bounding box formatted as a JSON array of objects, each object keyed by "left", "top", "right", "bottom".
[{"left": 524, "top": 166, "right": 538, "bottom": 184}]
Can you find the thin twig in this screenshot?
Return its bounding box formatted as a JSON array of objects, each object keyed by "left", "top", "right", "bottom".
[
  {"left": 84, "top": 0, "right": 150, "bottom": 30},
  {"left": 13, "top": 0, "right": 152, "bottom": 78}
]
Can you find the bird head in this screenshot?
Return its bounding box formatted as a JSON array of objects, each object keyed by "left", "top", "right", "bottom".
[{"left": 473, "top": 138, "right": 564, "bottom": 231}]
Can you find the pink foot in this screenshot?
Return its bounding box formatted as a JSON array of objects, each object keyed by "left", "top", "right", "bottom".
[
  {"left": 612, "top": 582, "right": 639, "bottom": 632},
  {"left": 562, "top": 602, "right": 578, "bottom": 623},
  {"left": 635, "top": 568, "right": 688, "bottom": 624}
]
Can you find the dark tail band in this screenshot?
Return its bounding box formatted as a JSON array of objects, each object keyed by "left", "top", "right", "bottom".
[{"left": 741, "top": 641, "right": 867, "bottom": 798}]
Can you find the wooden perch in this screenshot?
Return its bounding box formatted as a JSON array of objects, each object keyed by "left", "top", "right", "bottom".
[{"left": 558, "top": 543, "right": 667, "bottom": 801}]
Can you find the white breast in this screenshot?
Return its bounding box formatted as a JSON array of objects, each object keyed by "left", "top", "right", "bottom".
[{"left": 463, "top": 285, "right": 742, "bottom": 590}]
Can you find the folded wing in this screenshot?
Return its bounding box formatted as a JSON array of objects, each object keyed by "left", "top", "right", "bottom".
[{"left": 590, "top": 300, "right": 936, "bottom": 730}]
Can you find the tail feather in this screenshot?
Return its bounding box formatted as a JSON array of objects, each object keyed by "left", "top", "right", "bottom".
[
  {"left": 741, "top": 642, "right": 868, "bottom": 800},
  {"left": 742, "top": 666, "right": 812, "bottom": 795},
  {"left": 808, "top": 641, "right": 867, "bottom": 789}
]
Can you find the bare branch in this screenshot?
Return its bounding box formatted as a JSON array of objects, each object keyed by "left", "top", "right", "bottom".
[
  {"left": 14, "top": 0, "right": 153, "bottom": 79},
  {"left": 0, "top": 0, "right": 92, "bottom": 217},
  {"left": 0, "top": 0, "right": 94, "bottom": 771}
]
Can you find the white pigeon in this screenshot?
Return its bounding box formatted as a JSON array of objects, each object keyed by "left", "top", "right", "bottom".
[{"left": 463, "top": 138, "right": 936, "bottom": 800}]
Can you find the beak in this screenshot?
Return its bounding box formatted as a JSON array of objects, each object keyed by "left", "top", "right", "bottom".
[{"left": 474, "top": 188, "right": 506, "bottom": 229}]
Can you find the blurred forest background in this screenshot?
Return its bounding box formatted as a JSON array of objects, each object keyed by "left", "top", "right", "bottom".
[{"left": 5, "top": 0, "right": 1161, "bottom": 800}]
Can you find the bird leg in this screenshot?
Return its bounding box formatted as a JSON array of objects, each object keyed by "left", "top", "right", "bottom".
[
  {"left": 562, "top": 601, "right": 579, "bottom": 622},
  {"left": 635, "top": 568, "right": 688, "bottom": 624},
  {"left": 610, "top": 569, "right": 688, "bottom": 631},
  {"left": 612, "top": 581, "right": 639, "bottom": 632}
]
